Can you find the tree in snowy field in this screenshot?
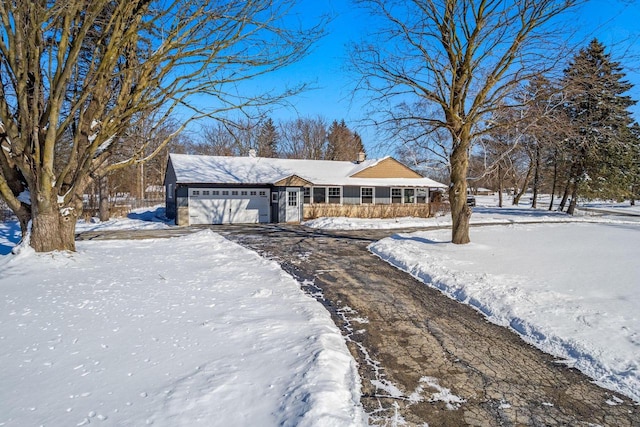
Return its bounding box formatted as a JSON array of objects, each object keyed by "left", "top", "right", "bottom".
[
  {"left": 351, "top": 0, "right": 580, "bottom": 244},
  {"left": 480, "top": 76, "right": 567, "bottom": 207},
  {"left": 326, "top": 120, "right": 365, "bottom": 161},
  {"left": 0, "top": 0, "right": 323, "bottom": 252},
  {"left": 559, "top": 39, "right": 638, "bottom": 214}
]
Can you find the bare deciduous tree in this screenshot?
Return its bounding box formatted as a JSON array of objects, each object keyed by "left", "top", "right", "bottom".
[
  {"left": 351, "top": 0, "right": 580, "bottom": 243},
  {"left": 279, "top": 116, "right": 328, "bottom": 159},
  {"left": 0, "top": 0, "right": 323, "bottom": 252}
]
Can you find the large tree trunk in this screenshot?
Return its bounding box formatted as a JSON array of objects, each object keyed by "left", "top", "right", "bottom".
[
  {"left": 30, "top": 193, "right": 78, "bottom": 252},
  {"left": 12, "top": 204, "right": 32, "bottom": 247},
  {"left": 449, "top": 141, "right": 471, "bottom": 244}
]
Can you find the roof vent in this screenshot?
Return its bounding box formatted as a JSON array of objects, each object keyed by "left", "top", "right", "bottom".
[
  {"left": 357, "top": 152, "right": 366, "bottom": 163},
  {"left": 248, "top": 149, "right": 257, "bottom": 158}
]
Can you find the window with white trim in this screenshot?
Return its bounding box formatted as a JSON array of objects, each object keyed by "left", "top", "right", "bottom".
[
  {"left": 231, "top": 190, "right": 238, "bottom": 196},
  {"left": 272, "top": 192, "right": 278, "bottom": 203},
  {"left": 241, "top": 190, "right": 248, "bottom": 196},
  {"left": 391, "top": 188, "right": 402, "bottom": 204},
  {"left": 167, "top": 184, "right": 173, "bottom": 199},
  {"left": 303, "top": 187, "right": 311, "bottom": 204},
  {"left": 361, "top": 187, "right": 373, "bottom": 204},
  {"left": 192, "top": 190, "right": 200, "bottom": 196},
  {"left": 202, "top": 190, "right": 210, "bottom": 196},
  {"left": 328, "top": 187, "right": 341, "bottom": 204},
  {"left": 313, "top": 187, "right": 326, "bottom": 204},
  {"left": 404, "top": 188, "right": 415, "bottom": 203}
]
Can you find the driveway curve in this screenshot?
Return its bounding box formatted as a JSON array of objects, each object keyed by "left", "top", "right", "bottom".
[{"left": 218, "top": 224, "right": 639, "bottom": 427}]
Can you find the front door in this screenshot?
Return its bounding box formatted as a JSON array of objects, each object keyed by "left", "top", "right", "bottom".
[{"left": 285, "top": 188, "right": 301, "bottom": 222}]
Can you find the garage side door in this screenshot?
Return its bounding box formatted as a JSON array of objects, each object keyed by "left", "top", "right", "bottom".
[{"left": 188, "top": 188, "right": 270, "bottom": 225}]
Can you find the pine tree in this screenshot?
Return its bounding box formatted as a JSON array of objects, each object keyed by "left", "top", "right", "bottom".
[
  {"left": 560, "top": 39, "right": 637, "bottom": 213},
  {"left": 256, "top": 118, "right": 279, "bottom": 158},
  {"left": 326, "top": 120, "right": 365, "bottom": 161}
]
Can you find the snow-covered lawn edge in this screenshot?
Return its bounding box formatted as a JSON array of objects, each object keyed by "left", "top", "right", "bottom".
[
  {"left": 303, "top": 197, "right": 640, "bottom": 231},
  {"left": 75, "top": 205, "right": 172, "bottom": 233},
  {"left": 369, "top": 223, "right": 640, "bottom": 404},
  {"left": 302, "top": 210, "right": 639, "bottom": 231},
  {"left": 0, "top": 230, "right": 365, "bottom": 426}
]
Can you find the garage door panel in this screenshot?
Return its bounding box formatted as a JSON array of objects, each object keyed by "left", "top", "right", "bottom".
[{"left": 188, "top": 188, "right": 269, "bottom": 225}]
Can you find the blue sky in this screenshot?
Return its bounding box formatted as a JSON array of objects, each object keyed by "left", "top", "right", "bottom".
[{"left": 221, "top": 0, "right": 640, "bottom": 156}]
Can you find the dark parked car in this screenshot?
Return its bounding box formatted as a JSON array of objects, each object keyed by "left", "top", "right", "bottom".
[{"left": 466, "top": 195, "right": 476, "bottom": 207}]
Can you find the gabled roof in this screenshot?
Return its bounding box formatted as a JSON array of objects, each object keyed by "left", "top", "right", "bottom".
[{"left": 168, "top": 154, "right": 446, "bottom": 188}]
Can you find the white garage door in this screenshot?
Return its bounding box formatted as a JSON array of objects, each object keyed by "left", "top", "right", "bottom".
[{"left": 188, "top": 188, "right": 270, "bottom": 225}]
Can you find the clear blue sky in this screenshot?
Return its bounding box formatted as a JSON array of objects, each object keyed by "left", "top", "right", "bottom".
[{"left": 231, "top": 0, "right": 640, "bottom": 156}]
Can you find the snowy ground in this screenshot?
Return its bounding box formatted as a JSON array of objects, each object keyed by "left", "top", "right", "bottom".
[
  {"left": 0, "top": 209, "right": 365, "bottom": 426},
  {"left": 304, "top": 195, "right": 640, "bottom": 230},
  {"left": 306, "top": 196, "right": 640, "bottom": 403},
  {"left": 2, "top": 197, "right": 639, "bottom": 427}
]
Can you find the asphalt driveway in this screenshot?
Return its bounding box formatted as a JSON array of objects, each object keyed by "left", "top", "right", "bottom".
[
  {"left": 218, "top": 224, "right": 639, "bottom": 427},
  {"left": 77, "top": 223, "right": 639, "bottom": 426}
]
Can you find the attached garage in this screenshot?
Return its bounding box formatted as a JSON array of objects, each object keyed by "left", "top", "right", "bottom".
[
  {"left": 164, "top": 154, "right": 447, "bottom": 226},
  {"left": 187, "top": 188, "right": 270, "bottom": 225}
]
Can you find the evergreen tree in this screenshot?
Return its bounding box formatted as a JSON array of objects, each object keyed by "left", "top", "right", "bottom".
[
  {"left": 256, "top": 118, "right": 279, "bottom": 158},
  {"left": 326, "top": 120, "right": 365, "bottom": 161},
  {"left": 560, "top": 39, "right": 637, "bottom": 213}
]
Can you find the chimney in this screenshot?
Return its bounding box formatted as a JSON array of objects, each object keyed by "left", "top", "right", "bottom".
[{"left": 357, "top": 152, "right": 366, "bottom": 163}]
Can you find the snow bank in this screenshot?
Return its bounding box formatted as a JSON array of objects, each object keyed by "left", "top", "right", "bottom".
[
  {"left": 370, "top": 223, "right": 640, "bottom": 403},
  {"left": 0, "top": 230, "right": 364, "bottom": 426}
]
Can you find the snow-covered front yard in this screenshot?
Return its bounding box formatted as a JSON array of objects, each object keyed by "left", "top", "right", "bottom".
[
  {"left": 0, "top": 218, "right": 364, "bottom": 426},
  {"left": 1, "top": 198, "right": 639, "bottom": 426}
]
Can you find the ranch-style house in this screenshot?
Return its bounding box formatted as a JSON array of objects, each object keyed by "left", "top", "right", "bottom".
[{"left": 164, "top": 153, "right": 446, "bottom": 225}]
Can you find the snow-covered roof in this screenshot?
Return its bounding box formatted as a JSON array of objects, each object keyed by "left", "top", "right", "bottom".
[{"left": 169, "top": 154, "right": 446, "bottom": 188}]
